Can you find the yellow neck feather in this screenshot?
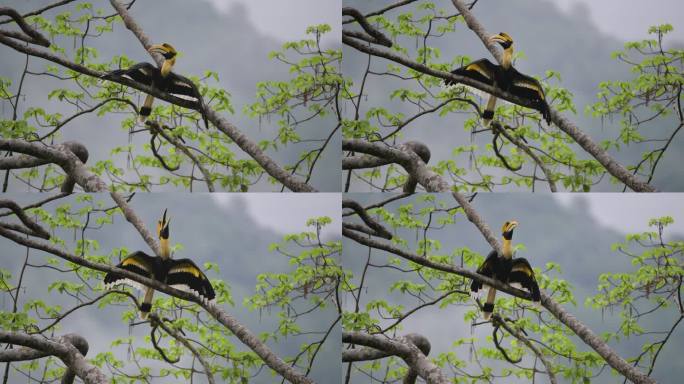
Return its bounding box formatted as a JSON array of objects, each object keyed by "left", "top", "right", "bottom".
[
  {"left": 502, "top": 47, "right": 513, "bottom": 69},
  {"left": 502, "top": 238, "right": 512, "bottom": 258},
  {"left": 161, "top": 58, "right": 175, "bottom": 77},
  {"left": 160, "top": 238, "right": 170, "bottom": 259}
]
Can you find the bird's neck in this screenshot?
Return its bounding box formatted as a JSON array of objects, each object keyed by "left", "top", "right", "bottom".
[
  {"left": 160, "top": 238, "right": 170, "bottom": 259},
  {"left": 161, "top": 58, "right": 175, "bottom": 77},
  {"left": 502, "top": 46, "right": 513, "bottom": 69},
  {"left": 502, "top": 237, "right": 513, "bottom": 259}
]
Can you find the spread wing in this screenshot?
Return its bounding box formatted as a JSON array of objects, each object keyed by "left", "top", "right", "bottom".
[
  {"left": 103, "top": 62, "right": 159, "bottom": 86},
  {"left": 470, "top": 249, "right": 498, "bottom": 295},
  {"left": 509, "top": 69, "right": 551, "bottom": 124},
  {"left": 508, "top": 258, "right": 541, "bottom": 302},
  {"left": 165, "top": 73, "right": 209, "bottom": 129},
  {"left": 446, "top": 58, "right": 499, "bottom": 87},
  {"left": 104, "top": 251, "right": 157, "bottom": 292},
  {"left": 166, "top": 258, "right": 215, "bottom": 303}
]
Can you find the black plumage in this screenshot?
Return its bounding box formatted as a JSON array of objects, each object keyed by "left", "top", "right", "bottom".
[
  {"left": 104, "top": 251, "right": 215, "bottom": 304},
  {"left": 470, "top": 220, "right": 541, "bottom": 320},
  {"left": 444, "top": 31, "right": 551, "bottom": 125},
  {"left": 104, "top": 62, "right": 209, "bottom": 128}
]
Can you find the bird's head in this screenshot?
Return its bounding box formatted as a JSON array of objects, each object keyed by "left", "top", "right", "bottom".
[
  {"left": 157, "top": 209, "right": 170, "bottom": 241},
  {"left": 501, "top": 220, "right": 518, "bottom": 240},
  {"left": 148, "top": 43, "right": 177, "bottom": 60},
  {"left": 489, "top": 32, "right": 513, "bottom": 49}
]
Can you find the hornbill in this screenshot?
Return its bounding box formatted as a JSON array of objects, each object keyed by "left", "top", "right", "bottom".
[
  {"left": 104, "top": 43, "right": 208, "bottom": 128},
  {"left": 445, "top": 32, "right": 551, "bottom": 125},
  {"left": 104, "top": 209, "right": 215, "bottom": 319},
  {"left": 470, "top": 220, "right": 541, "bottom": 320}
]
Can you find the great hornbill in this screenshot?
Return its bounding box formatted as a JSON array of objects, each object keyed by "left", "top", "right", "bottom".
[
  {"left": 104, "top": 209, "right": 215, "bottom": 319},
  {"left": 445, "top": 32, "right": 551, "bottom": 125},
  {"left": 104, "top": 43, "right": 208, "bottom": 128},
  {"left": 470, "top": 220, "right": 541, "bottom": 320}
]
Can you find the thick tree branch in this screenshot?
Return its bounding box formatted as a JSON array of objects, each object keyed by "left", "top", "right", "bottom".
[
  {"left": 343, "top": 139, "right": 447, "bottom": 192},
  {"left": 342, "top": 7, "right": 392, "bottom": 47},
  {"left": 0, "top": 332, "right": 105, "bottom": 384},
  {"left": 342, "top": 199, "right": 392, "bottom": 239},
  {"left": 343, "top": 333, "right": 430, "bottom": 384},
  {"left": 540, "top": 292, "right": 655, "bottom": 384},
  {"left": 0, "top": 7, "right": 50, "bottom": 46},
  {"left": 0, "top": 199, "right": 50, "bottom": 239},
  {"left": 343, "top": 332, "right": 447, "bottom": 384},
  {"left": 109, "top": 192, "right": 162, "bottom": 257},
  {"left": 0, "top": 139, "right": 104, "bottom": 192}
]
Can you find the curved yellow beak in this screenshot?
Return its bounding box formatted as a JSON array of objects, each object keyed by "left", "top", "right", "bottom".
[
  {"left": 489, "top": 34, "right": 507, "bottom": 44},
  {"left": 148, "top": 44, "right": 170, "bottom": 55}
]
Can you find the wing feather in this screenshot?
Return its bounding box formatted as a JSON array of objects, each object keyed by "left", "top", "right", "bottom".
[
  {"left": 166, "top": 258, "right": 216, "bottom": 302},
  {"left": 508, "top": 258, "right": 541, "bottom": 302},
  {"left": 471, "top": 250, "right": 498, "bottom": 296},
  {"left": 104, "top": 251, "right": 156, "bottom": 292},
  {"left": 446, "top": 59, "right": 499, "bottom": 86}
]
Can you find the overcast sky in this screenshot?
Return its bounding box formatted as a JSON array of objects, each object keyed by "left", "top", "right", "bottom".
[
  {"left": 197, "top": 0, "right": 683, "bottom": 45},
  {"left": 213, "top": 193, "right": 341, "bottom": 239},
  {"left": 548, "top": 0, "right": 684, "bottom": 42},
  {"left": 200, "top": 0, "right": 341, "bottom": 46},
  {"left": 555, "top": 194, "right": 684, "bottom": 237}
]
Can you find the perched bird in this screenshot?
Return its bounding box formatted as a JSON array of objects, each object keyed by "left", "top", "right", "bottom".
[
  {"left": 104, "top": 209, "right": 215, "bottom": 319},
  {"left": 445, "top": 32, "right": 551, "bottom": 125},
  {"left": 470, "top": 220, "right": 541, "bottom": 320},
  {"left": 104, "top": 43, "right": 208, "bottom": 128}
]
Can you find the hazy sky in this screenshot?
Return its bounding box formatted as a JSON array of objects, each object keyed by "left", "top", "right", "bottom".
[
  {"left": 213, "top": 193, "right": 341, "bottom": 239},
  {"left": 549, "top": 0, "right": 684, "bottom": 42},
  {"left": 555, "top": 194, "right": 684, "bottom": 237},
  {"left": 200, "top": 0, "right": 341, "bottom": 45}
]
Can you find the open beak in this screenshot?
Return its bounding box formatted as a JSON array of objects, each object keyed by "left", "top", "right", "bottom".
[{"left": 162, "top": 209, "right": 170, "bottom": 228}]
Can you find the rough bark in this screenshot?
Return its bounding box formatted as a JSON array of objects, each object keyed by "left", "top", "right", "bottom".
[
  {"left": 0, "top": 139, "right": 105, "bottom": 192},
  {"left": 343, "top": 139, "right": 447, "bottom": 192},
  {"left": 343, "top": 332, "right": 447, "bottom": 384},
  {"left": 0, "top": 332, "right": 105, "bottom": 384}
]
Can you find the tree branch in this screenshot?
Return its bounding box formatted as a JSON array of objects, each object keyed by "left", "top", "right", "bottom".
[
  {"left": 343, "top": 139, "right": 447, "bottom": 192},
  {"left": 0, "top": 332, "right": 105, "bottom": 384},
  {"left": 0, "top": 139, "right": 104, "bottom": 192},
  {"left": 0, "top": 7, "right": 50, "bottom": 46},
  {"left": 343, "top": 332, "right": 447, "bottom": 384}
]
